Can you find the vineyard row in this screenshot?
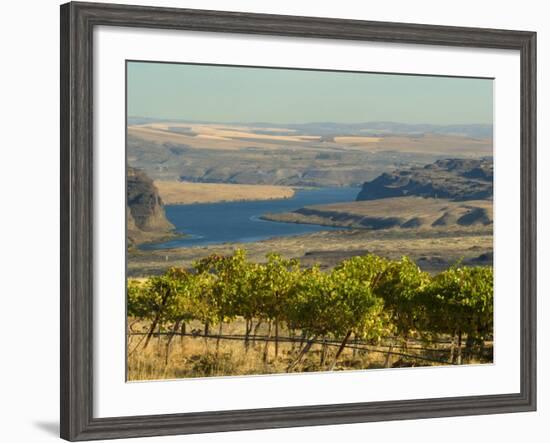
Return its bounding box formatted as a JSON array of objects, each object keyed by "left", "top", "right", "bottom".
[{"left": 128, "top": 250, "right": 493, "bottom": 369}]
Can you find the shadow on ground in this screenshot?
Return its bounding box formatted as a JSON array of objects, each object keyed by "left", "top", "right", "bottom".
[{"left": 33, "top": 421, "right": 59, "bottom": 437}]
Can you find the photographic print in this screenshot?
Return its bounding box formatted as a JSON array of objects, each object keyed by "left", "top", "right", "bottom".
[{"left": 126, "top": 61, "right": 494, "bottom": 381}]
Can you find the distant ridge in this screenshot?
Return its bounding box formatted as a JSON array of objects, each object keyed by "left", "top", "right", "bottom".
[
  {"left": 356, "top": 158, "right": 493, "bottom": 202},
  {"left": 128, "top": 117, "right": 493, "bottom": 139}
]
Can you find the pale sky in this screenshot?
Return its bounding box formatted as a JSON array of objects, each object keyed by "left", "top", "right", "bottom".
[{"left": 127, "top": 61, "right": 493, "bottom": 125}]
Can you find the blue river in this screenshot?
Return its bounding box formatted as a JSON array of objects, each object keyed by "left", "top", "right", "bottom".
[{"left": 140, "top": 186, "right": 360, "bottom": 250}]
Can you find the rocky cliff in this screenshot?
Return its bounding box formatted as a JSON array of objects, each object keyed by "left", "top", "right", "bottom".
[
  {"left": 356, "top": 158, "right": 493, "bottom": 202},
  {"left": 127, "top": 167, "right": 175, "bottom": 246}
]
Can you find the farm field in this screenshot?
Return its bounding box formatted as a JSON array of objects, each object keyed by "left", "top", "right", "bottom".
[
  {"left": 129, "top": 122, "right": 492, "bottom": 155},
  {"left": 128, "top": 121, "right": 492, "bottom": 187}
]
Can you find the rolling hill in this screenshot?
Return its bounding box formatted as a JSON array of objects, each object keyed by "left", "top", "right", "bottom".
[
  {"left": 262, "top": 197, "right": 492, "bottom": 231},
  {"left": 127, "top": 120, "right": 493, "bottom": 187}
]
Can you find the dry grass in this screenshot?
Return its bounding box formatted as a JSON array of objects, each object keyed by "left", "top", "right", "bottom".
[
  {"left": 334, "top": 136, "right": 382, "bottom": 144},
  {"left": 128, "top": 226, "right": 492, "bottom": 276},
  {"left": 127, "top": 318, "right": 492, "bottom": 381},
  {"left": 128, "top": 338, "right": 385, "bottom": 381},
  {"left": 370, "top": 134, "right": 492, "bottom": 155},
  {"left": 129, "top": 320, "right": 399, "bottom": 381},
  {"left": 155, "top": 181, "right": 295, "bottom": 205},
  {"left": 263, "top": 197, "right": 493, "bottom": 230}
]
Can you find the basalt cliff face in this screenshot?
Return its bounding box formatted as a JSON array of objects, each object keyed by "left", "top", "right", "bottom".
[
  {"left": 356, "top": 158, "right": 493, "bottom": 202},
  {"left": 127, "top": 167, "right": 175, "bottom": 246}
]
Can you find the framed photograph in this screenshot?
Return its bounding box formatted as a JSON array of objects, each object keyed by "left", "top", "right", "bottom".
[{"left": 60, "top": 1, "right": 536, "bottom": 441}]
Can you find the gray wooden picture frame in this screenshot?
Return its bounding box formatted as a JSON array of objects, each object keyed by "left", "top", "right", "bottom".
[{"left": 60, "top": 2, "right": 537, "bottom": 441}]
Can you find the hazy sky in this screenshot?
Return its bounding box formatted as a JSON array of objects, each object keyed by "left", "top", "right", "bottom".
[{"left": 127, "top": 61, "right": 493, "bottom": 125}]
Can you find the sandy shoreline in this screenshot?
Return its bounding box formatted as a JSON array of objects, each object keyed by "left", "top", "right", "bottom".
[{"left": 155, "top": 180, "right": 295, "bottom": 205}]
